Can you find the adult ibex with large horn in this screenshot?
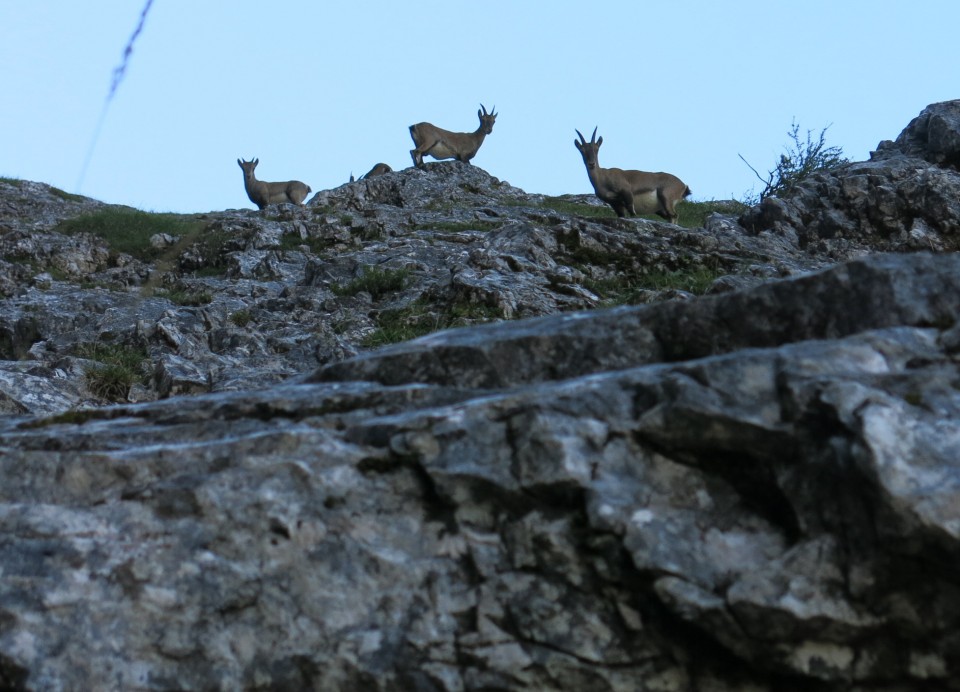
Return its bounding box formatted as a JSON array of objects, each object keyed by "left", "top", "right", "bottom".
[
  {"left": 237, "top": 158, "right": 311, "bottom": 210},
  {"left": 574, "top": 128, "right": 691, "bottom": 223},
  {"left": 409, "top": 104, "right": 497, "bottom": 167}
]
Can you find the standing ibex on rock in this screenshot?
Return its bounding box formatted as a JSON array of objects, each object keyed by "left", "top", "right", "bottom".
[
  {"left": 409, "top": 104, "right": 497, "bottom": 167},
  {"left": 237, "top": 158, "right": 311, "bottom": 210},
  {"left": 574, "top": 128, "right": 691, "bottom": 223}
]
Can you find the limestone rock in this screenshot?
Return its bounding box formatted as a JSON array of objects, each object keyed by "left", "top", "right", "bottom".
[
  {"left": 1, "top": 104, "right": 960, "bottom": 690},
  {"left": 741, "top": 99, "right": 960, "bottom": 253}
]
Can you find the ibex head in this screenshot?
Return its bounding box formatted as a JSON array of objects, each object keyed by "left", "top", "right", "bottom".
[
  {"left": 237, "top": 157, "right": 259, "bottom": 177},
  {"left": 574, "top": 128, "right": 603, "bottom": 170},
  {"left": 478, "top": 104, "right": 497, "bottom": 135}
]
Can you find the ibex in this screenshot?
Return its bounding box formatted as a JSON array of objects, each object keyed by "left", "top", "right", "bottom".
[
  {"left": 574, "top": 128, "right": 691, "bottom": 223},
  {"left": 237, "top": 158, "right": 311, "bottom": 210},
  {"left": 359, "top": 162, "right": 393, "bottom": 180},
  {"left": 409, "top": 104, "right": 497, "bottom": 167}
]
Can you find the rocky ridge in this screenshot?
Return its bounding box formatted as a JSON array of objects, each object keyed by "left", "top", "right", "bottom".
[{"left": 0, "top": 101, "right": 959, "bottom": 689}]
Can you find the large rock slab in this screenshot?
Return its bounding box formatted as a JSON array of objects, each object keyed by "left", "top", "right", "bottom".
[
  {"left": 4, "top": 102, "right": 960, "bottom": 690},
  {"left": 312, "top": 252, "right": 960, "bottom": 387},
  {"left": 0, "top": 253, "right": 959, "bottom": 690}
]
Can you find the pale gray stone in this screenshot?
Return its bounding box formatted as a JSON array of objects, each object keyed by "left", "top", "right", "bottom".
[{"left": 1, "top": 103, "right": 960, "bottom": 690}]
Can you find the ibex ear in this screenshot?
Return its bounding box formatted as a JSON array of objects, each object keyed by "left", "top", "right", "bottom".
[
  {"left": 596, "top": 137, "right": 603, "bottom": 147},
  {"left": 237, "top": 158, "right": 243, "bottom": 166},
  {"left": 574, "top": 139, "right": 582, "bottom": 150}
]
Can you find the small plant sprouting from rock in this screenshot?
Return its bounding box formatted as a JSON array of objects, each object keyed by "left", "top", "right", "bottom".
[
  {"left": 154, "top": 287, "right": 213, "bottom": 306},
  {"left": 85, "top": 363, "right": 140, "bottom": 401},
  {"left": 584, "top": 266, "right": 724, "bottom": 306},
  {"left": 332, "top": 267, "right": 410, "bottom": 300},
  {"left": 76, "top": 342, "right": 147, "bottom": 371},
  {"left": 279, "top": 233, "right": 336, "bottom": 255},
  {"left": 903, "top": 391, "right": 924, "bottom": 407},
  {"left": 414, "top": 220, "right": 502, "bottom": 233},
  {"left": 739, "top": 120, "right": 847, "bottom": 205},
  {"left": 230, "top": 309, "right": 253, "bottom": 327},
  {"left": 362, "top": 299, "right": 502, "bottom": 347},
  {"left": 75, "top": 342, "right": 149, "bottom": 402}
]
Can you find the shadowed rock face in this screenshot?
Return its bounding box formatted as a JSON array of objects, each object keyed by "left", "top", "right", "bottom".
[{"left": 1, "top": 103, "right": 960, "bottom": 690}]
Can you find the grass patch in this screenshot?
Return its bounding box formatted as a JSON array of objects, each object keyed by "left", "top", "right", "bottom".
[
  {"left": 75, "top": 342, "right": 149, "bottom": 402},
  {"left": 903, "top": 391, "right": 924, "bottom": 407},
  {"left": 154, "top": 287, "right": 213, "bottom": 306},
  {"left": 674, "top": 200, "right": 748, "bottom": 228},
  {"left": 332, "top": 266, "right": 410, "bottom": 299},
  {"left": 58, "top": 208, "right": 205, "bottom": 261},
  {"left": 75, "top": 342, "right": 148, "bottom": 370},
  {"left": 49, "top": 186, "right": 86, "bottom": 203},
  {"left": 561, "top": 242, "right": 635, "bottom": 274},
  {"left": 541, "top": 196, "right": 615, "bottom": 218},
  {"left": 279, "top": 233, "right": 336, "bottom": 255},
  {"left": 414, "top": 220, "right": 501, "bottom": 233},
  {"left": 187, "top": 228, "right": 234, "bottom": 271},
  {"left": 362, "top": 299, "right": 502, "bottom": 347},
  {"left": 230, "top": 309, "right": 253, "bottom": 327},
  {"left": 0, "top": 176, "right": 23, "bottom": 187},
  {"left": 278, "top": 234, "right": 305, "bottom": 251},
  {"left": 194, "top": 266, "right": 228, "bottom": 278},
  {"left": 85, "top": 363, "right": 141, "bottom": 401},
  {"left": 21, "top": 408, "right": 102, "bottom": 428},
  {"left": 424, "top": 200, "right": 457, "bottom": 212},
  {"left": 585, "top": 266, "right": 724, "bottom": 305},
  {"left": 541, "top": 196, "right": 747, "bottom": 229}
]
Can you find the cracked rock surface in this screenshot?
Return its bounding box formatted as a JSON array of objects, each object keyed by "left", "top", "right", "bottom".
[{"left": 1, "top": 102, "right": 960, "bottom": 689}]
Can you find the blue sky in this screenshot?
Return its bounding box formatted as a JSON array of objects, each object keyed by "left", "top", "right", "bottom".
[{"left": 1, "top": 1, "right": 956, "bottom": 213}]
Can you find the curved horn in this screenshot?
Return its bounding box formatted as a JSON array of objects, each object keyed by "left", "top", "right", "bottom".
[
  {"left": 590, "top": 127, "right": 598, "bottom": 143},
  {"left": 480, "top": 103, "right": 487, "bottom": 115},
  {"left": 576, "top": 129, "right": 587, "bottom": 144}
]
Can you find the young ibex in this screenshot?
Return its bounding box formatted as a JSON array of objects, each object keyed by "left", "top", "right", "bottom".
[
  {"left": 359, "top": 162, "right": 393, "bottom": 180},
  {"left": 409, "top": 104, "right": 497, "bottom": 167},
  {"left": 237, "top": 158, "right": 311, "bottom": 210},
  {"left": 574, "top": 128, "right": 691, "bottom": 223}
]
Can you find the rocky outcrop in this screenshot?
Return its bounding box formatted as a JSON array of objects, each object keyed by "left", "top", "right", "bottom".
[
  {"left": 740, "top": 100, "right": 960, "bottom": 254},
  {"left": 0, "top": 252, "right": 959, "bottom": 690},
  {"left": 1, "top": 102, "right": 960, "bottom": 690},
  {"left": 0, "top": 164, "right": 829, "bottom": 416}
]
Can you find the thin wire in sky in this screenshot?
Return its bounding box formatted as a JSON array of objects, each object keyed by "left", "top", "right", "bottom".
[{"left": 76, "top": 0, "right": 156, "bottom": 192}]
